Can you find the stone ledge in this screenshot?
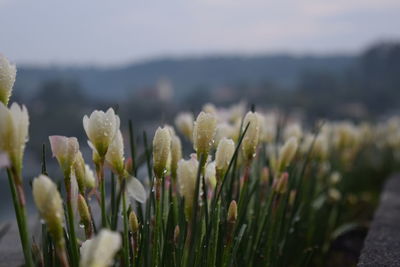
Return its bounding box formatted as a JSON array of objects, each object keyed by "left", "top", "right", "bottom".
[{"left": 358, "top": 174, "right": 400, "bottom": 267}]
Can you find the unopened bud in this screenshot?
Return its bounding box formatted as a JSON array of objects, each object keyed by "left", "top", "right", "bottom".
[
  {"left": 153, "top": 127, "right": 172, "bottom": 179},
  {"left": 170, "top": 135, "right": 182, "bottom": 179},
  {"left": 242, "top": 111, "right": 261, "bottom": 160},
  {"left": 0, "top": 54, "right": 16, "bottom": 106},
  {"left": 173, "top": 225, "right": 180, "bottom": 244},
  {"left": 227, "top": 200, "right": 238, "bottom": 223},
  {"left": 260, "top": 167, "right": 270, "bottom": 185},
  {"left": 32, "top": 175, "right": 65, "bottom": 247},
  {"left": 78, "top": 194, "right": 91, "bottom": 224},
  {"left": 73, "top": 151, "right": 86, "bottom": 194},
  {"left": 215, "top": 138, "right": 235, "bottom": 180},
  {"left": 193, "top": 111, "right": 217, "bottom": 157},
  {"left": 129, "top": 210, "right": 139, "bottom": 233},
  {"left": 177, "top": 156, "right": 199, "bottom": 220},
  {"left": 175, "top": 112, "right": 194, "bottom": 140},
  {"left": 328, "top": 188, "right": 341, "bottom": 203},
  {"left": 277, "top": 137, "right": 298, "bottom": 172},
  {"left": 274, "top": 172, "right": 289, "bottom": 194}
]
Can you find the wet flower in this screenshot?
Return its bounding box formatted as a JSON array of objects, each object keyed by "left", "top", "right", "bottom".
[
  {"left": 175, "top": 112, "right": 194, "bottom": 140},
  {"left": 49, "top": 135, "right": 79, "bottom": 177},
  {"left": 153, "top": 127, "right": 172, "bottom": 179},
  {"left": 215, "top": 137, "right": 235, "bottom": 180},
  {"left": 177, "top": 156, "right": 199, "bottom": 220},
  {"left": 105, "top": 129, "right": 125, "bottom": 176},
  {"left": 242, "top": 111, "right": 261, "bottom": 160},
  {"left": 32, "top": 175, "right": 65, "bottom": 246},
  {"left": 0, "top": 54, "right": 16, "bottom": 106},
  {"left": 0, "top": 102, "right": 29, "bottom": 173},
  {"left": 277, "top": 137, "right": 298, "bottom": 172},
  {"left": 193, "top": 111, "right": 217, "bottom": 157},
  {"left": 170, "top": 134, "right": 182, "bottom": 179},
  {"left": 80, "top": 229, "right": 122, "bottom": 267},
  {"left": 83, "top": 108, "right": 120, "bottom": 157}
]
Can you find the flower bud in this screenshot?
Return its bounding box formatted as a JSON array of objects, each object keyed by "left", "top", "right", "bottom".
[
  {"left": 170, "top": 135, "right": 182, "bottom": 179},
  {"left": 105, "top": 129, "right": 125, "bottom": 176},
  {"left": 175, "top": 112, "right": 194, "bottom": 140},
  {"left": 283, "top": 123, "right": 302, "bottom": 141},
  {"left": 215, "top": 138, "right": 235, "bottom": 180},
  {"left": 84, "top": 164, "right": 96, "bottom": 189},
  {"left": 328, "top": 188, "right": 342, "bottom": 203},
  {"left": 205, "top": 161, "right": 217, "bottom": 191},
  {"left": 177, "top": 156, "right": 199, "bottom": 220},
  {"left": 83, "top": 108, "right": 120, "bottom": 157},
  {"left": 329, "top": 172, "right": 342, "bottom": 185},
  {"left": 193, "top": 111, "right": 217, "bottom": 157},
  {"left": 202, "top": 103, "right": 217, "bottom": 114},
  {"left": 274, "top": 172, "right": 289, "bottom": 194},
  {"left": 153, "top": 127, "right": 172, "bottom": 179},
  {"left": 0, "top": 54, "right": 16, "bottom": 106},
  {"left": 73, "top": 151, "right": 86, "bottom": 193},
  {"left": 242, "top": 111, "right": 261, "bottom": 160},
  {"left": 49, "top": 135, "right": 79, "bottom": 177},
  {"left": 277, "top": 137, "right": 298, "bottom": 172},
  {"left": 227, "top": 200, "right": 237, "bottom": 223},
  {"left": 32, "top": 175, "right": 65, "bottom": 246},
  {"left": 129, "top": 210, "right": 139, "bottom": 233},
  {"left": 80, "top": 229, "right": 122, "bottom": 267},
  {"left": 174, "top": 225, "right": 180, "bottom": 244},
  {"left": 78, "top": 194, "right": 91, "bottom": 224},
  {"left": 214, "top": 123, "right": 235, "bottom": 147},
  {"left": 0, "top": 102, "right": 29, "bottom": 174}
]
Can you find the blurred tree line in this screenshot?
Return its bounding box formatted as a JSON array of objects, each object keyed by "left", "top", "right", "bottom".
[{"left": 10, "top": 42, "right": 400, "bottom": 157}]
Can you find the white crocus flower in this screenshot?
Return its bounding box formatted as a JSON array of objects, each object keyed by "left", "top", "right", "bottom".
[
  {"left": 49, "top": 135, "right": 79, "bottom": 176},
  {"left": 193, "top": 111, "right": 217, "bottom": 157},
  {"left": 83, "top": 108, "right": 120, "bottom": 157},
  {"left": 105, "top": 129, "right": 125, "bottom": 176},
  {"left": 0, "top": 102, "right": 29, "bottom": 173},
  {"left": 215, "top": 137, "right": 235, "bottom": 180},
  {"left": 175, "top": 112, "right": 194, "bottom": 140},
  {"left": 80, "top": 229, "right": 122, "bottom": 267},
  {"left": 0, "top": 54, "right": 17, "bottom": 106},
  {"left": 152, "top": 127, "right": 172, "bottom": 179},
  {"left": 32, "top": 175, "right": 65, "bottom": 246},
  {"left": 242, "top": 111, "right": 261, "bottom": 161},
  {"left": 126, "top": 176, "right": 147, "bottom": 203},
  {"left": 177, "top": 155, "right": 199, "bottom": 220}
]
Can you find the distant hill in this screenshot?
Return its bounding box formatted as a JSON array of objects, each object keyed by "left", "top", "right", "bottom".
[{"left": 14, "top": 54, "right": 355, "bottom": 101}]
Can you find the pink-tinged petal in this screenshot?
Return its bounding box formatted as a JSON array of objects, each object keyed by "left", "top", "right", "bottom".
[{"left": 49, "top": 135, "right": 68, "bottom": 158}]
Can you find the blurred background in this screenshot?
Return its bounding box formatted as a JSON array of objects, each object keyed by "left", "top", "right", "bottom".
[{"left": 0, "top": 0, "right": 400, "bottom": 219}]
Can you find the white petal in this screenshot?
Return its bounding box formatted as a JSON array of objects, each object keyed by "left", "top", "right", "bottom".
[{"left": 127, "top": 176, "right": 147, "bottom": 203}]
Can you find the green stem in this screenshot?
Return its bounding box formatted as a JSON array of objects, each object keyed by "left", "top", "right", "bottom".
[
  {"left": 7, "top": 169, "right": 34, "bottom": 267},
  {"left": 122, "top": 190, "right": 130, "bottom": 266},
  {"left": 66, "top": 186, "right": 79, "bottom": 267},
  {"left": 98, "top": 160, "right": 108, "bottom": 228}
]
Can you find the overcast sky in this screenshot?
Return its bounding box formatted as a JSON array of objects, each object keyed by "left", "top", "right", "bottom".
[{"left": 0, "top": 0, "right": 399, "bottom": 66}]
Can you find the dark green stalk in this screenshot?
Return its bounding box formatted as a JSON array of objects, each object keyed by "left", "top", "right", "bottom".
[
  {"left": 122, "top": 185, "right": 130, "bottom": 266},
  {"left": 98, "top": 159, "right": 108, "bottom": 228},
  {"left": 6, "top": 169, "right": 34, "bottom": 267},
  {"left": 65, "top": 173, "right": 79, "bottom": 267}
]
